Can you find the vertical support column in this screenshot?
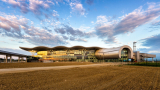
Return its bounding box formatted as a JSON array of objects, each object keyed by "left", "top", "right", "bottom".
[
  {"left": 103, "top": 52, "right": 104, "bottom": 63},
  {"left": 82, "top": 49, "right": 86, "bottom": 62},
  {"left": 18, "top": 56, "right": 20, "bottom": 62},
  {"left": 6, "top": 55, "right": 8, "bottom": 63},
  {"left": 3, "top": 57, "right": 5, "bottom": 63},
  {"left": 81, "top": 49, "right": 83, "bottom": 62},
  {"left": 26, "top": 57, "right": 27, "bottom": 63},
  {"left": 10, "top": 55, "right": 12, "bottom": 63},
  {"left": 152, "top": 58, "right": 154, "bottom": 63},
  {"left": 136, "top": 51, "right": 140, "bottom": 62},
  {"left": 67, "top": 49, "right": 70, "bottom": 61},
  {"left": 146, "top": 58, "right": 148, "bottom": 63},
  {"left": 21, "top": 57, "right": 23, "bottom": 62}
]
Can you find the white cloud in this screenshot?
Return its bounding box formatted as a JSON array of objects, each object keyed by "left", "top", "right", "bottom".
[
  {"left": 79, "top": 26, "right": 90, "bottom": 31},
  {"left": 95, "top": 3, "right": 160, "bottom": 43},
  {"left": 2, "top": 0, "right": 54, "bottom": 15},
  {"left": 148, "top": 51, "right": 160, "bottom": 53},
  {"left": 0, "top": 22, "right": 11, "bottom": 31},
  {"left": 0, "top": 13, "right": 68, "bottom": 46},
  {"left": 2, "top": 0, "right": 20, "bottom": 6},
  {"left": 96, "top": 15, "right": 109, "bottom": 25},
  {"left": 2, "top": 0, "right": 86, "bottom": 18},
  {"left": 0, "top": 15, "right": 28, "bottom": 32},
  {"left": 53, "top": 10, "right": 59, "bottom": 17},
  {"left": 2, "top": 0, "right": 29, "bottom": 13},
  {"left": 29, "top": 0, "right": 51, "bottom": 14},
  {"left": 152, "top": 20, "right": 160, "bottom": 26},
  {"left": 31, "top": 21, "right": 34, "bottom": 24},
  {"left": 20, "top": 25, "right": 26, "bottom": 29},
  {"left": 147, "top": 2, "right": 157, "bottom": 9},
  {"left": 24, "top": 27, "right": 67, "bottom": 46},
  {"left": 70, "top": 2, "right": 85, "bottom": 15},
  {"left": 70, "top": 37, "right": 87, "bottom": 42},
  {"left": 91, "top": 21, "right": 94, "bottom": 23},
  {"left": 54, "top": 24, "right": 94, "bottom": 38}
]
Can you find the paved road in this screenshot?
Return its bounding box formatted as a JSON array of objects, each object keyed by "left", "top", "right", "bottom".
[{"left": 0, "top": 63, "right": 124, "bottom": 74}]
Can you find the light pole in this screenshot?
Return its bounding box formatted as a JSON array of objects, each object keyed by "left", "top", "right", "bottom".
[
  {"left": 103, "top": 52, "right": 104, "bottom": 63},
  {"left": 100, "top": 55, "right": 101, "bottom": 62}
]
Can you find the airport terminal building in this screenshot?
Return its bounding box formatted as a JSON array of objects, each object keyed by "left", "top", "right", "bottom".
[{"left": 20, "top": 45, "right": 156, "bottom": 62}]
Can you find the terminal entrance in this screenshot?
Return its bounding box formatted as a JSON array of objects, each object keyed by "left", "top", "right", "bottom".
[
  {"left": 96, "top": 48, "right": 130, "bottom": 62},
  {"left": 121, "top": 48, "right": 129, "bottom": 62}
]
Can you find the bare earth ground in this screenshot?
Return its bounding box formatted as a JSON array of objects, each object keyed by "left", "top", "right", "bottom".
[
  {"left": 0, "top": 63, "right": 122, "bottom": 74},
  {"left": 0, "top": 64, "right": 160, "bottom": 90},
  {"left": 0, "top": 62, "right": 93, "bottom": 69}
]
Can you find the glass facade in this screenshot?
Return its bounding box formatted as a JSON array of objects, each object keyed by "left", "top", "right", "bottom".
[
  {"left": 34, "top": 48, "right": 130, "bottom": 62},
  {"left": 121, "top": 48, "right": 129, "bottom": 62},
  {"left": 36, "top": 49, "right": 98, "bottom": 62},
  {"left": 99, "top": 48, "right": 129, "bottom": 62}
]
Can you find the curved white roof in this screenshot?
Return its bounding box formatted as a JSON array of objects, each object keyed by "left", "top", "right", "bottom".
[{"left": 95, "top": 45, "right": 133, "bottom": 59}]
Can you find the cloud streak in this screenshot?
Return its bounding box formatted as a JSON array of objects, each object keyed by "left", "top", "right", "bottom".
[
  {"left": 137, "top": 34, "right": 160, "bottom": 59},
  {"left": 141, "top": 34, "right": 160, "bottom": 48},
  {"left": 2, "top": 0, "right": 29, "bottom": 13},
  {"left": 54, "top": 24, "right": 95, "bottom": 42},
  {"left": 152, "top": 20, "right": 160, "bottom": 26},
  {"left": 0, "top": 14, "right": 68, "bottom": 46},
  {"left": 2, "top": 0, "right": 87, "bottom": 17},
  {"left": 29, "top": 0, "right": 53, "bottom": 15},
  {"left": 95, "top": 4, "right": 160, "bottom": 43}
]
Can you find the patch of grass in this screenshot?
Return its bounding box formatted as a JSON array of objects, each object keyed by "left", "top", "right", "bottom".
[
  {"left": 128, "top": 62, "right": 160, "bottom": 67},
  {"left": 0, "top": 62, "right": 93, "bottom": 69}
]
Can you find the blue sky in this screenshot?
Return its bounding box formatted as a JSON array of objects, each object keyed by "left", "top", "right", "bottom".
[{"left": 0, "top": 0, "right": 160, "bottom": 59}]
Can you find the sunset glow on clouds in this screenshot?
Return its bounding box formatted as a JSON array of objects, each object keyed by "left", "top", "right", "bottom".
[{"left": 0, "top": 0, "right": 160, "bottom": 59}]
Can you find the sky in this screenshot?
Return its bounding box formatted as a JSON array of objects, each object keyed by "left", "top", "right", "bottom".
[{"left": 0, "top": 0, "right": 160, "bottom": 60}]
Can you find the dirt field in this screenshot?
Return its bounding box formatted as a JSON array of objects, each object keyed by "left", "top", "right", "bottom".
[
  {"left": 0, "top": 63, "right": 122, "bottom": 74},
  {"left": 0, "top": 65, "right": 160, "bottom": 90},
  {"left": 0, "top": 62, "right": 93, "bottom": 69}
]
